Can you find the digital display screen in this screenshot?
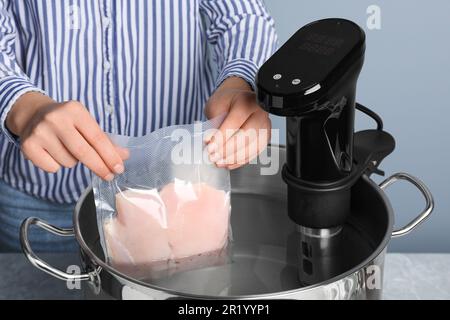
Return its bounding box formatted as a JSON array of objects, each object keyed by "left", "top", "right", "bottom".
[{"left": 299, "top": 32, "right": 345, "bottom": 56}]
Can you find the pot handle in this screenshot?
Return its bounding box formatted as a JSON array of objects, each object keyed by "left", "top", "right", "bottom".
[
  {"left": 20, "top": 217, "right": 101, "bottom": 282},
  {"left": 379, "top": 172, "right": 434, "bottom": 238}
]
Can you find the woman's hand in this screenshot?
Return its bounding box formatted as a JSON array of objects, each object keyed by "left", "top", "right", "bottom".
[
  {"left": 6, "top": 92, "right": 128, "bottom": 180},
  {"left": 204, "top": 77, "right": 271, "bottom": 170}
]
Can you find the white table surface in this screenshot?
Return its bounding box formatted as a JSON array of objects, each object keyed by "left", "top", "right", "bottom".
[
  {"left": 1, "top": 253, "right": 449, "bottom": 299},
  {"left": 383, "top": 253, "right": 450, "bottom": 300}
]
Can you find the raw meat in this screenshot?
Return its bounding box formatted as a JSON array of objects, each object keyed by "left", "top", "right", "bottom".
[
  {"left": 162, "top": 180, "right": 230, "bottom": 258},
  {"left": 103, "top": 181, "right": 230, "bottom": 279},
  {"left": 104, "top": 189, "right": 171, "bottom": 267}
]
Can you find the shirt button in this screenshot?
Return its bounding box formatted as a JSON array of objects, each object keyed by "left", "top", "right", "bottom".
[
  {"left": 103, "top": 17, "right": 111, "bottom": 28},
  {"left": 103, "top": 61, "right": 111, "bottom": 71},
  {"left": 106, "top": 105, "right": 114, "bottom": 114}
]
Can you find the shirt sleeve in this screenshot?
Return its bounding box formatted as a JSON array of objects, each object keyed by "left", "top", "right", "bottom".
[
  {"left": 200, "top": 0, "right": 278, "bottom": 90},
  {"left": 0, "top": 0, "right": 46, "bottom": 145}
]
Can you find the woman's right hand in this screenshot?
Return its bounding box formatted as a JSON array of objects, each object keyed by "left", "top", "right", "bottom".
[{"left": 6, "top": 92, "right": 128, "bottom": 181}]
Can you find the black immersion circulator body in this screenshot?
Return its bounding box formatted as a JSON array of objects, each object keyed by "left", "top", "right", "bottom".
[{"left": 256, "top": 19, "right": 366, "bottom": 228}]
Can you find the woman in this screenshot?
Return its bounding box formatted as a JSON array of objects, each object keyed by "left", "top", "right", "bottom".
[{"left": 0, "top": 0, "right": 277, "bottom": 252}]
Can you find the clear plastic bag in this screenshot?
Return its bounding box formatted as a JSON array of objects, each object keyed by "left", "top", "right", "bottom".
[{"left": 92, "top": 117, "right": 231, "bottom": 281}]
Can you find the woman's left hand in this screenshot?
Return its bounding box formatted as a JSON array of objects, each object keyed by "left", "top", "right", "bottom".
[{"left": 204, "top": 77, "right": 271, "bottom": 170}]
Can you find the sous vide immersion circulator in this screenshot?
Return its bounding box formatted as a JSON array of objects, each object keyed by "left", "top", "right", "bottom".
[{"left": 256, "top": 18, "right": 396, "bottom": 285}]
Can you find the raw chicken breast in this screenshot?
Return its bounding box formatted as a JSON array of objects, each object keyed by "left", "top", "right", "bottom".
[
  {"left": 161, "top": 180, "right": 230, "bottom": 259},
  {"left": 104, "top": 189, "right": 171, "bottom": 266},
  {"left": 103, "top": 181, "right": 230, "bottom": 280}
]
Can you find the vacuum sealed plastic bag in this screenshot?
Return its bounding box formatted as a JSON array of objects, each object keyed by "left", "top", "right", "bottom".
[{"left": 92, "top": 117, "right": 231, "bottom": 281}]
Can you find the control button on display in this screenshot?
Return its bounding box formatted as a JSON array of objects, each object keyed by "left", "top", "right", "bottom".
[{"left": 273, "top": 74, "right": 282, "bottom": 80}]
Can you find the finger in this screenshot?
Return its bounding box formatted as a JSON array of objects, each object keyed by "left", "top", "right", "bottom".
[
  {"left": 213, "top": 110, "right": 270, "bottom": 162},
  {"left": 22, "top": 141, "right": 61, "bottom": 173},
  {"left": 208, "top": 95, "right": 258, "bottom": 153},
  {"left": 75, "top": 112, "right": 124, "bottom": 174},
  {"left": 23, "top": 123, "right": 77, "bottom": 168},
  {"left": 209, "top": 129, "right": 253, "bottom": 163},
  {"left": 226, "top": 143, "right": 262, "bottom": 170},
  {"left": 58, "top": 127, "right": 114, "bottom": 181},
  {"left": 216, "top": 136, "right": 260, "bottom": 168},
  {"left": 216, "top": 112, "right": 271, "bottom": 168},
  {"left": 115, "top": 145, "right": 130, "bottom": 160},
  {"left": 41, "top": 137, "right": 78, "bottom": 169}
]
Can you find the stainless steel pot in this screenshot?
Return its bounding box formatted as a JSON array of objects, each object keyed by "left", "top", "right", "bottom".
[{"left": 20, "top": 146, "right": 433, "bottom": 299}]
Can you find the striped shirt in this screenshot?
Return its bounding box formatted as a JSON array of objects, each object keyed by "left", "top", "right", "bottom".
[{"left": 0, "top": 0, "right": 277, "bottom": 203}]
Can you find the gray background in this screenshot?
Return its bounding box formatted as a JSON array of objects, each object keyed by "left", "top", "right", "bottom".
[{"left": 264, "top": 0, "right": 450, "bottom": 252}]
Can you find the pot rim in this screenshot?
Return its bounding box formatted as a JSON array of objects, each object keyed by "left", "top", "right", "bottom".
[{"left": 73, "top": 149, "right": 394, "bottom": 299}]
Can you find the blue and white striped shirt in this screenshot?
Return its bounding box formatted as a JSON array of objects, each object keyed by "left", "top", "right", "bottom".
[{"left": 0, "top": 0, "right": 277, "bottom": 203}]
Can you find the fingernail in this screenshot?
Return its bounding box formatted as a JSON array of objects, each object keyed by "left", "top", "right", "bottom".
[
  {"left": 121, "top": 149, "right": 130, "bottom": 160},
  {"left": 209, "top": 152, "right": 221, "bottom": 162},
  {"left": 204, "top": 132, "right": 214, "bottom": 143},
  {"left": 114, "top": 164, "right": 124, "bottom": 174},
  {"left": 104, "top": 173, "right": 115, "bottom": 181},
  {"left": 216, "top": 162, "right": 227, "bottom": 168}
]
